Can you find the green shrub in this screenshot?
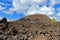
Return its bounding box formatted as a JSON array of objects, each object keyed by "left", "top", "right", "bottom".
[{"left": 51, "top": 18, "right": 57, "bottom": 26}]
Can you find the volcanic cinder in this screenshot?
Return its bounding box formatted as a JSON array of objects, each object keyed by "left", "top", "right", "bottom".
[{"left": 0, "top": 14, "right": 60, "bottom": 40}]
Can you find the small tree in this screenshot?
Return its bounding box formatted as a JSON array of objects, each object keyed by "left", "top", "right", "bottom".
[{"left": 51, "top": 18, "right": 57, "bottom": 26}]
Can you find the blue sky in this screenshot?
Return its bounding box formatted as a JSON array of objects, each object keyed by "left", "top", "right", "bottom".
[{"left": 0, "top": 0, "right": 60, "bottom": 21}]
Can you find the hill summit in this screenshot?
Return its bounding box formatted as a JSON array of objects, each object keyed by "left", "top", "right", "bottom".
[{"left": 25, "top": 14, "right": 51, "bottom": 22}]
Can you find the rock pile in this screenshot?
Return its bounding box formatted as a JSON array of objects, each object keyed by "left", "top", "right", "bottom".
[{"left": 0, "top": 14, "right": 60, "bottom": 40}]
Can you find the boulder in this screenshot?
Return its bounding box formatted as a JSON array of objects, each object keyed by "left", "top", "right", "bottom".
[{"left": 0, "top": 18, "right": 7, "bottom": 23}]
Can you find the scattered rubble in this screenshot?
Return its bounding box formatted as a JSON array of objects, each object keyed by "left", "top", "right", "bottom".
[{"left": 0, "top": 14, "right": 60, "bottom": 40}]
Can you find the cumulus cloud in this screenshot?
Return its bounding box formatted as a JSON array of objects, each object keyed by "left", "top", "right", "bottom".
[
  {"left": 7, "top": 19, "right": 14, "bottom": 21},
  {"left": 49, "top": 16, "right": 60, "bottom": 22},
  {"left": 13, "top": 0, "right": 47, "bottom": 13},
  {"left": 26, "top": 6, "right": 55, "bottom": 16},
  {"left": 3, "top": 7, "right": 15, "bottom": 15},
  {"left": 0, "top": 6, "right": 5, "bottom": 10},
  {"left": 50, "top": 0, "right": 60, "bottom": 6},
  {"left": 0, "top": 2, "right": 15, "bottom": 15},
  {"left": 49, "top": 16, "right": 57, "bottom": 19},
  {"left": 2, "top": 0, "right": 60, "bottom": 16},
  {"left": 12, "top": 0, "right": 55, "bottom": 16},
  {"left": 0, "top": 2, "right": 11, "bottom": 6},
  {"left": 57, "top": 12, "right": 60, "bottom": 16},
  {"left": 39, "top": 6, "right": 55, "bottom": 16}
]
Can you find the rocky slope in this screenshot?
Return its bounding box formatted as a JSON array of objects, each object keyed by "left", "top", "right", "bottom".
[{"left": 0, "top": 14, "right": 60, "bottom": 40}]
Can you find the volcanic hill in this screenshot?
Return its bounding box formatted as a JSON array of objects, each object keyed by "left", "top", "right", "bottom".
[{"left": 0, "top": 14, "right": 60, "bottom": 40}]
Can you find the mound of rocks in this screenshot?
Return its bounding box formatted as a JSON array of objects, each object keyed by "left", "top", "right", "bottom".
[{"left": 0, "top": 14, "right": 60, "bottom": 40}]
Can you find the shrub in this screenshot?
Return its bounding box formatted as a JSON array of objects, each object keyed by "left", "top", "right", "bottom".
[{"left": 51, "top": 18, "right": 57, "bottom": 26}]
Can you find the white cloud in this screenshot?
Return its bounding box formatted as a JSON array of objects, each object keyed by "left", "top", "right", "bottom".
[
  {"left": 3, "top": 7, "right": 15, "bottom": 15},
  {"left": 39, "top": 6, "right": 55, "bottom": 15},
  {"left": 26, "top": 6, "right": 55, "bottom": 16},
  {"left": 25, "top": 5, "right": 39, "bottom": 15},
  {"left": 0, "top": 6, "right": 5, "bottom": 10},
  {"left": 7, "top": 19, "right": 14, "bottom": 21},
  {"left": 49, "top": 16, "right": 56, "bottom": 19},
  {"left": 13, "top": 0, "right": 47, "bottom": 13},
  {"left": 0, "top": 0, "right": 59, "bottom": 15},
  {"left": 50, "top": 0, "right": 60, "bottom": 6},
  {"left": 13, "top": 0, "right": 60, "bottom": 13},
  {"left": 0, "top": 2, "right": 15, "bottom": 15},
  {"left": 57, "top": 12, "right": 60, "bottom": 16},
  {"left": 12, "top": 0, "right": 55, "bottom": 16},
  {"left": 0, "top": 2, "right": 11, "bottom": 6},
  {"left": 49, "top": 16, "right": 60, "bottom": 22},
  {"left": 13, "top": 0, "right": 31, "bottom": 13}
]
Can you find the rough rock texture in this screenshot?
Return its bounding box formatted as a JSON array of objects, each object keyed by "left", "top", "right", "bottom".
[{"left": 0, "top": 14, "right": 60, "bottom": 40}]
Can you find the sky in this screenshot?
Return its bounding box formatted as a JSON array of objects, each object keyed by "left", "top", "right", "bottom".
[{"left": 0, "top": 0, "right": 60, "bottom": 21}]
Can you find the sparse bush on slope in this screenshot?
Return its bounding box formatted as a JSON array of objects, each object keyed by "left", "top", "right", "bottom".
[{"left": 51, "top": 18, "right": 57, "bottom": 26}]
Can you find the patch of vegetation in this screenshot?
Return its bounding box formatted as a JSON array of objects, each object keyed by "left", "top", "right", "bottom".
[{"left": 51, "top": 18, "right": 57, "bottom": 26}]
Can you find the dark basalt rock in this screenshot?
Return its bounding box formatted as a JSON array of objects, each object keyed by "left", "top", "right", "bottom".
[
  {"left": 0, "top": 18, "right": 8, "bottom": 32},
  {"left": 0, "top": 18, "right": 7, "bottom": 23},
  {"left": 0, "top": 38, "right": 3, "bottom": 40},
  {"left": 12, "top": 30, "right": 18, "bottom": 36}
]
